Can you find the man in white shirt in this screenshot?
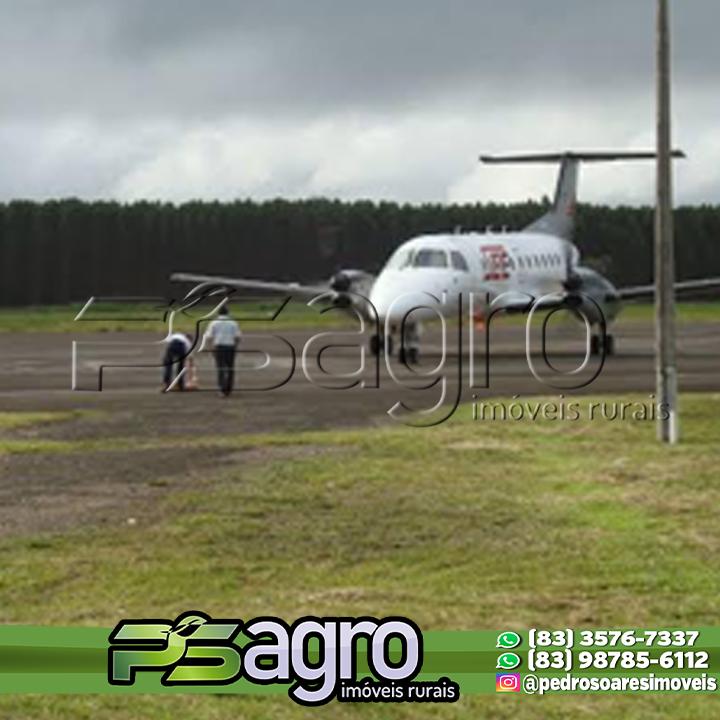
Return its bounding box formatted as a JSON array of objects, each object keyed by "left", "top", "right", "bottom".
[{"left": 205, "top": 306, "right": 241, "bottom": 397}]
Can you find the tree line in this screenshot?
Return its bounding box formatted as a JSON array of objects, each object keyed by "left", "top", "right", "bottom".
[{"left": 0, "top": 198, "right": 718, "bottom": 306}]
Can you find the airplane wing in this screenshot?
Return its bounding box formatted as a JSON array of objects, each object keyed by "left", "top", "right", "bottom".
[
  {"left": 170, "top": 272, "right": 331, "bottom": 300},
  {"left": 617, "top": 277, "right": 720, "bottom": 300}
]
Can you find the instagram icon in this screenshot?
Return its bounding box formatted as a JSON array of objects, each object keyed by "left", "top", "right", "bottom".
[{"left": 496, "top": 673, "right": 521, "bottom": 693}]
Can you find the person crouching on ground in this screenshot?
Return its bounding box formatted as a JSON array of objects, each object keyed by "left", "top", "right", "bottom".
[
  {"left": 162, "top": 332, "right": 192, "bottom": 392},
  {"left": 205, "top": 305, "right": 241, "bottom": 397}
]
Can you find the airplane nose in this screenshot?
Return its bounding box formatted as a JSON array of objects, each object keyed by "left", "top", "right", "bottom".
[
  {"left": 370, "top": 278, "right": 448, "bottom": 324},
  {"left": 368, "top": 287, "right": 390, "bottom": 322}
]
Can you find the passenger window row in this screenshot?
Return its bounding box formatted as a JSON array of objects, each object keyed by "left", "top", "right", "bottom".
[
  {"left": 480, "top": 252, "right": 565, "bottom": 271},
  {"left": 517, "top": 253, "right": 564, "bottom": 270},
  {"left": 392, "top": 246, "right": 563, "bottom": 274}
]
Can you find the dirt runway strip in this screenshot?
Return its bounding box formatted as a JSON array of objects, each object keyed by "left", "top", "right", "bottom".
[
  {"left": 1, "top": 319, "right": 719, "bottom": 435},
  {"left": 0, "top": 319, "right": 718, "bottom": 537}
]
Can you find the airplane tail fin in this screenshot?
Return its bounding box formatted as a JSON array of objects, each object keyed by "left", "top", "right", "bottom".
[{"left": 480, "top": 150, "right": 685, "bottom": 240}]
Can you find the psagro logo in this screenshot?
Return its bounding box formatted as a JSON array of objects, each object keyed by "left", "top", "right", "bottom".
[{"left": 108, "top": 611, "right": 459, "bottom": 706}]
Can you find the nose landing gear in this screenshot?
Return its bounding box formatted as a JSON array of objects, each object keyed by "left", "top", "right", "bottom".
[
  {"left": 369, "top": 323, "right": 421, "bottom": 365},
  {"left": 370, "top": 334, "right": 394, "bottom": 357}
]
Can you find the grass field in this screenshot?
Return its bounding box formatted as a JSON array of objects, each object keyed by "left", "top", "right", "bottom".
[
  {"left": 0, "top": 394, "right": 718, "bottom": 717},
  {"left": 0, "top": 300, "right": 346, "bottom": 334},
  {"left": 0, "top": 300, "right": 719, "bottom": 333}
]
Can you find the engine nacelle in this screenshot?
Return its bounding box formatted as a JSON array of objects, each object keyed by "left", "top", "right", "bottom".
[
  {"left": 567, "top": 266, "right": 621, "bottom": 324},
  {"left": 328, "top": 269, "right": 375, "bottom": 312}
]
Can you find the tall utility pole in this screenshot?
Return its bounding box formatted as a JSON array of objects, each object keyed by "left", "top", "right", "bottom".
[{"left": 656, "top": 0, "right": 679, "bottom": 444}]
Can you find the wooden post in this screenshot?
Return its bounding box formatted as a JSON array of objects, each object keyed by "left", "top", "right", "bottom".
[{"left": 656, "top": 0, "right": 679, "bottom": 444}]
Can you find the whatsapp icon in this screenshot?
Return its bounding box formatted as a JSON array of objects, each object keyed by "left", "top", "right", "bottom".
[
  {"left": 496, "top": 631, "right": 522, "bottom": 650},
  {"left": 496, "top": 652, "right": 521, "bottom": 670}
]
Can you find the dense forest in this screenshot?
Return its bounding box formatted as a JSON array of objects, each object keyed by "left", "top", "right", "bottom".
[{"left": 0, "top": 198, "right": 719, "bottom": 306}]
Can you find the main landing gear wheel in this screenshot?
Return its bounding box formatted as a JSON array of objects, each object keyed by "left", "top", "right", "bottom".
[
  {"left": 398, "top": 323, "right": 421, "bottom": 366},
  {"left": 591, "top": 333, "right": 615, "bottom": 356},
  {"left": 398, "top": 346, "right": 419, "bottom": 366},
  {"left": 605, "top": 334, "right": 615, "bottom": 356}
]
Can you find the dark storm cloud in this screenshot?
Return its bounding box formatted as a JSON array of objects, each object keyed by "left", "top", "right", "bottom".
[
  {"left": 2, "top": 0, "right": 717, "bottom": 120},
  {"left": 0, "top": 1, "right": 717, "bottom": 201}
]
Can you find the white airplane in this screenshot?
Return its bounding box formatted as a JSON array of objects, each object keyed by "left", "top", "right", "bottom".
[{"left": 172, "top": 151, "right": 720, "bottom": 364}]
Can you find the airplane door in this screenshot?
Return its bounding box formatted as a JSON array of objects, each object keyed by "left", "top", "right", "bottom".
[{"left": 450, "top": 249, "right": 472, "bottom": 299}]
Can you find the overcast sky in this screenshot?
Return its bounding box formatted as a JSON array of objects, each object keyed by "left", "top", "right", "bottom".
[{"left": 0, "top": 0, "right": 718, "bottom": 205}]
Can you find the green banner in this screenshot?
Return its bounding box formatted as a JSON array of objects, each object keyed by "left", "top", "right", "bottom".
[{"left": 0, "top": 623, "right": 717, "bottom": 700}]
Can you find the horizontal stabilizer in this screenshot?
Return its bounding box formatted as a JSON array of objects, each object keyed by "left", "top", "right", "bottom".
[
  {"left": 480, "top": 150, "right": 686, "bottom": 164},
  {"left": 479, "top": 149, "right": 686, "bottom": 241}
]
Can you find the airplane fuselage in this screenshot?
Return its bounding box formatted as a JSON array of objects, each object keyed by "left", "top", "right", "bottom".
[{"left": 368, "top": 231, "right": 620, "bottom": 328}]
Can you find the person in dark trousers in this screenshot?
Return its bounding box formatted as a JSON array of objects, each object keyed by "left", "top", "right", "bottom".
[
  {"left": 205, "top": 306, "right": 241, "bottom": 397},
  {"left": 162, "top": 332, "right": 192, "bottom": 392}
]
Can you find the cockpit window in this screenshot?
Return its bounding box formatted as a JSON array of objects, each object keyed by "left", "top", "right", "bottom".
[
  {"left": 450, "top": 250, "right": 469, "bottom": 272},
  {"left": 386, "top": 248, "right": 414, "bottom": 269},
  {"left": 413, "top": 249, "right": 448, "bottom": 269},
  {"left": 400, "top": 250, "right": 415, "bottom": 269}
]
